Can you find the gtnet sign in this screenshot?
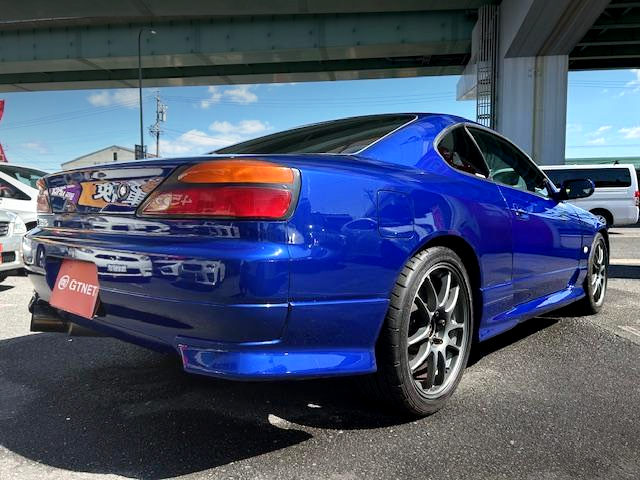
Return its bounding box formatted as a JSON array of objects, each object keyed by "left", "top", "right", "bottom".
[
  {"left": 56, "top": 274, "right": 98, "bottom": 296},
  {"left": 50, "top": 259, "right": 100, "bottom": 319}
]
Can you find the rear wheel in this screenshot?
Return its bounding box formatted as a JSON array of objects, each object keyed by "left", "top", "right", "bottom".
[
  {"left": 364, "top": 247, "right": 474, "bottom": 416},
  {"left": 590, "top": 209, "right": 612, "bottom": 228},
  {"left": 0, "top": 273, "right": 7, "bottom": 284},
  {"left": 576, "top": 233, "right": 608, "bottom": 315}
]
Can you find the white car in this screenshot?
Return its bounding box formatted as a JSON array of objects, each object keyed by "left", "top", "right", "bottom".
[
  {"left": 74, "top": 247, "right": 153, "bottom": 279},
  {"left": 542, "top": 164, "right": 640, "bottom": 227},
  {"left": 0, "top": 164, "right": 48, "bottom": 230},
  {"left": 0, "top": 209, "right": 26, "bottom": 282}
]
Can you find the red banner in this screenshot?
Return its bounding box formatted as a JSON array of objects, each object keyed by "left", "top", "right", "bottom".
[{"left": 0, "top": 99, "right": 4, "bottom": 122}]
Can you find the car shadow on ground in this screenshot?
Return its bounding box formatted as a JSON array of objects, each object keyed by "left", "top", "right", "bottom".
[
  {"left": 0, "top": 332, "right": 410, "bottom": 479},
  {"left": 0, "top": 284, "right": 14, "bottom": 293},
  {"left": 0, "top": 313, "right": 560, "bottom": 479},
  {"left": 468, "top": 316, "right": 558, "bottom": 366},
  {"left": 609, "top": 264, "right": 640, "bottom": 280}
]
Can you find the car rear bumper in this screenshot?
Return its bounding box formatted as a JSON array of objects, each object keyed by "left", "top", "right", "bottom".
[{"left": 24, "top": 228, "right": 387, "bottom": 379}]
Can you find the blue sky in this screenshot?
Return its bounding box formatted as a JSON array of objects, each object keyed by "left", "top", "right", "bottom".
[{"left": 1, "top": 68, "right": 639, "bottom": 172}]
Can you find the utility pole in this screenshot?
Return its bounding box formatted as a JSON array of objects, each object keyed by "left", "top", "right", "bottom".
[
  {"left": 137, "top": 27, "right": 156, "bottom": 159},
  {"left": 149, "top": 91, "right": 167, "bottom": 158}
]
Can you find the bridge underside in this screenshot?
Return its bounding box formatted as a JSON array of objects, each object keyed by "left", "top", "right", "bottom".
[
  {"left": 570, "top": 0, "right": 640, "bottom": 70},
  {"left": 0, "top": 5, "right": 481, "bottom": 93},
  {"left": 1, "top": 1, "right": 637, "bottom": 92}
]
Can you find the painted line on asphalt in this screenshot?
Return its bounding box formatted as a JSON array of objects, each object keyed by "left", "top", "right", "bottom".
[
  {"left": 609, "top": 259, "right": 640, "bottom": 265},
  {"left": 618, "top": 325, "right": 640, "bottom": 338}
]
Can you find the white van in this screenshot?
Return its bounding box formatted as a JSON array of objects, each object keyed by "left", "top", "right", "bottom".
[
  {"left": 0, "top": 164, "right": 47, "bottom": 230},
  {"left": 541, "top": 164, "right": 639, "bottom": 227}
]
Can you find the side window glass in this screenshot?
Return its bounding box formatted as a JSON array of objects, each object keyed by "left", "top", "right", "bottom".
[
  {"left": 469, "top": 129, "right": 550, "bottom": 197},
  {"left": 0, "top": 179, "right": 29, "bottom": 200},
  {"left": 436, "top": 127, "right": 489, "bottom": 177}
]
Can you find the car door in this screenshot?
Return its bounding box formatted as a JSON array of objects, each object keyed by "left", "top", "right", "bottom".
[{"left": 467, "top": 127, "right": 582, "bottom": 305}]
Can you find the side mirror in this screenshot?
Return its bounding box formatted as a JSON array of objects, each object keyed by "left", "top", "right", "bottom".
[{"left": 559, "top": 179, "right": 595, "bottom": 200}]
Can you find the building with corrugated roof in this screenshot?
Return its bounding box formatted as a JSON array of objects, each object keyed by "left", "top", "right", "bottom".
[{"left": 61, "top": 146, "right": 136, "bottom": 170}]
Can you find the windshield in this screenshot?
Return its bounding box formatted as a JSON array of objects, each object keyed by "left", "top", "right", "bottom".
[
  {"left": 0, "top": 165, "right": 47, "bottom": 189},
  {"left": 215, "top": 114, "right": 416, "bottom": 155}
]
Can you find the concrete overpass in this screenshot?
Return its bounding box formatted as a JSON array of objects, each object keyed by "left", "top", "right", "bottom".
[
  {"left": 0, "top": 1, "right": 494, "bottom": 92},
  {"left": 1, "top": 0, "right": 638, "bottom": 164}
]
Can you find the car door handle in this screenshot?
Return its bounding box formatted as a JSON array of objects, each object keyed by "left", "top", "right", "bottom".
[{"left": 511, "top": 206, "right": 529, "bottom": 219}]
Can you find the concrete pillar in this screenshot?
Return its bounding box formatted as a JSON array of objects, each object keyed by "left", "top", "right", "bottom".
[
  {"left": 458, "top": 0, "right": 608, "bottom": 166},
  {"left": 495, "top": 54, "right": 568, "bottom": 165}
]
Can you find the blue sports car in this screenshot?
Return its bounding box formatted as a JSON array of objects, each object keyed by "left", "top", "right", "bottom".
[{"left": 25, "top": 114, "right": 608, "bottom": 415}]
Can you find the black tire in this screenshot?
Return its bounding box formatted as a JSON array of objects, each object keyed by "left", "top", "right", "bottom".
[
  {"left": 575, "top": 232, "right": 608, "bottom": 315},
  {"left": 0, "top": 273, "right": 7, "bottom": 284},
  {"left": 589, "top": 209, "right": 613, "bottom": 228},
  {"left": 362, "top": 246, "right": 474, "bottom": 416}
]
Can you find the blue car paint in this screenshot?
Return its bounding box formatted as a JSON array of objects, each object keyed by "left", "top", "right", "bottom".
[{"left": 25, "top": 114, "right": 604, "bottom": 379}]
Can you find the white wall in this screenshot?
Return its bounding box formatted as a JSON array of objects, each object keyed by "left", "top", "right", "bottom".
[{"left": 62, "top": 146, "right": 136, "bottom": 170}]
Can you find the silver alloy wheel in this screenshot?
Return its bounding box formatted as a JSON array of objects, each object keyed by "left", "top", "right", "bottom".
[
  {"left": 591, "top": 239, "right": 607, "bottom": 306},
  {"left": 594, "top": 214, "right": 608, "bottom": 226},
  {"left": 407, "top": 264, "right": 470, "bottom": 398}
]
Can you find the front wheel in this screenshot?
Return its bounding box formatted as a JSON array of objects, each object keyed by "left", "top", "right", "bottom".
[
  {"left": 363, "top": 247, "right": 474, "bottom": 416},
  {"left": 576, "top": 233, "right": 608, "bottom": 315}
]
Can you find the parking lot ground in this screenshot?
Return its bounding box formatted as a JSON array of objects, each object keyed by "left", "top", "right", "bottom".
[{"left": 1, "top": 228, "right": 639, "bottom": 480}]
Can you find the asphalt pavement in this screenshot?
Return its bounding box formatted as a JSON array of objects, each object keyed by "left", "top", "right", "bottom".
[{"left": 1, "top": 227, "right": 639, "bottom": 480}]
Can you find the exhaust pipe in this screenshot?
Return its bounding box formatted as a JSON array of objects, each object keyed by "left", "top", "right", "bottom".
[
  {"left": 30, "top": 298, "right": 68, "bottom": 333},
  {"left": 29, "top": 295, "right": 105, "bottom": 336}
]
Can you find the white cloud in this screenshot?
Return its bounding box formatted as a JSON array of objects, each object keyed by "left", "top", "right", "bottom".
[
  {"left": 199, "top": 85, "right": 258, "bottom": 108},
  {"left": 621, "top": 69, "right": 640, "bottom": 96},
  {"left": 159, "top": 120, "right": 271, "bottom": 157},
  {"left": 567, "top": 123, "right": 583, "bottom": 134},
  {"left": 159, "top": 129, "right": 232, "bottom": 157},
  {"left": 21, "top": 141, "right": 49, "bottom": 154},
  {"left": 587, "top": 125, "right": 612, "bottom": 139},
  {"left": 587, "top": 137, "right": 606, "bottom": 145},
  {"left": 619, "top": 126, "right": 640, "bottom": 139},
  {"left": 209, "top": 120, "right": 270, "bottom": 136},
  {"left": 224, "top": 85, "right": 258, "bottom": 104},
  {"left": 87, "top": 89, "right": 139, "bottom": 108},
  {"left": 270, "top": 82, "right": 298, "bottom": 88},
  {"left": 112, "top": 89, "right": 139, "bottom": 106},
  {"left": 200, "top": 86, "right": 223, "bottom": 109},
  {"left": 87, "top": 91, "right": 110, "bottom": 107}
]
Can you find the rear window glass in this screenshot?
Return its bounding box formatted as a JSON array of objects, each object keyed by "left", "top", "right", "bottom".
[
  {"left": 0, "top": 165, "right": 46, "bottom": 189},
  {"left": 215, "top": 115, "right": 415, "bottom": 155},
  {"left": 543, "top": 168, "right": 631, "bottom": 188}
]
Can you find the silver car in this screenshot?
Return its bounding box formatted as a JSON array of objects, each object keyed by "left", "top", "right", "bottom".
[{"left": 0, "top": 209, "right": 26, "bottom": 283}]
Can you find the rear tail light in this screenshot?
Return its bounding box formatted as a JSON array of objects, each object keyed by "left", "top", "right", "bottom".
[
  {"left": 635, "top": 190, "right": 640, "bottom": 206},
  {"left": 138, "top": 159, "right": 299, "bottom": 219},
  {"left": 36, "top": 178, "right": 52, "bottom": 214}
]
